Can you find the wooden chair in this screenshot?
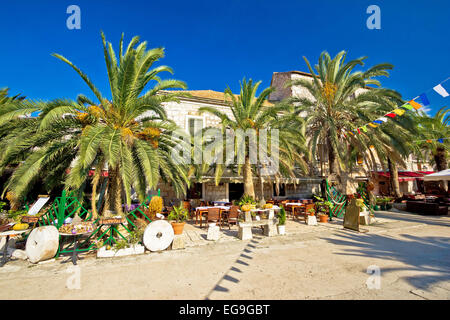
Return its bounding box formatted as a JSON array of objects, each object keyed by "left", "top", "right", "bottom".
[
  {"left": 293, "top": 204, "right": 306, "bottom": 221},
  {"left": 224, "top": 205, "right": 240, "bottom": 229},
  {"left": 202, "top": 207, "right": 221, "bottom": 228},
  {"left": 182, "top": 200, "right": 192, "bottom": 218}
]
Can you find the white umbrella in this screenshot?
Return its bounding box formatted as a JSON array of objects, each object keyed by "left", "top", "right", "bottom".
[{"left": 423, "top": 169, "right": 450, "bottom": 181}]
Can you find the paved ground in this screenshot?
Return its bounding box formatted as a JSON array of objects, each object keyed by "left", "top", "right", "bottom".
[{"left": 0, "top": 210, "right": 449, "bottom": 300}]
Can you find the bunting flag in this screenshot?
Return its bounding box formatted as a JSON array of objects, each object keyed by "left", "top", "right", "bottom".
[
  {"left": 393, "top": 108, "right": 406, "bottom": 116},
  {"left": 409, "top": 100, "right": 422, "bottom": 110},
  {"left": 433, "top": 84, "right": 449, "bottom": 98},
  {"left": 402, "top": 103, "right": 414, "bottom": 110},
  {"left": 413, "top": 137, "right": 448, "bottom": 143},
  {"left": 345, "top": 77, "right": 449, "bottom": 137},
  {"left": 419, "top": 93, "right": 430, "bottom": 106}
]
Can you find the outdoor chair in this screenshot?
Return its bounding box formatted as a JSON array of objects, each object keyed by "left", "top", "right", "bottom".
[
  {"left": 203, "top": 207, "right": 221, "bottom": 228},
  {"left": 224, "top": 205, "right": 240, "bottom": 229},
  {"left": 293, "top": 205, "right": 306, "bottom": 221},
  {"left": 182, "top": 200, "right": 192, "bottom": 218}
]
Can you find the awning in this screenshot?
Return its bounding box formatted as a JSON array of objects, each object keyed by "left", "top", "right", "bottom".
[
  {"left": 423, "top": 169, "right": 450, "bottom": 181},
  {"left": 374, "top": 171, "right": 434, "bottom": 182}
]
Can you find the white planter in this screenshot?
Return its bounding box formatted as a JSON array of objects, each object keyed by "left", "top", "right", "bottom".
[
  {"left": 97, "top": 244, "right": 145, "bottom": 258},
  {"left": 277, "top": 225, "right": 286, "bottom": 235}
]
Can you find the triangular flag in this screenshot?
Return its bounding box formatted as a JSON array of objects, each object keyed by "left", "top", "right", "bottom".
[
  {"left": 385, "top": 113, "right": 396, "bottom": 118},
  {"left": 379, "top": 117, "right": 388, "bottom": 122},
  {"left": 433, "top": 84, "right": 449, "bottom": 98},
  {"left": 402, "top": 103, "right": 414, "bottom": 110},
  {"left": 437, "top": 138, "right": 444, "bottom": 143},
  {"left": 373, "top": 120, "right": 383, "bottom": 124},
  {"left": 369, "top": 123, "right": 378, "bottom": 128},
  {"left": 426, "top": 139, "right": 432, "bottom": 143},
  {"left": 409, "top": 100, "right": 422, "bottom": 110},
  {"left": 357, "top": 128, "right": 361, "bottom": 134},
  {"left": 393, "top": 109, "right": 406, "bottom": 116},
  {"left": 419, "top": 93, "right": 430, "bottom": 106},
  {"left": 361, "top": 125, "right": 368, "bottom": 132}
]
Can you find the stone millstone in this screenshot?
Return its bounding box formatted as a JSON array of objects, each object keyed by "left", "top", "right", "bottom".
[
  {"left": 143, "top": 220, "right": 174, "bottom": 252},
  {"left": 25, "top": 226, "right": 59, "bottom": 264}
]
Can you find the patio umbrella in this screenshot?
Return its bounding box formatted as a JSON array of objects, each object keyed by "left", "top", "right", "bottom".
[{"left": 423, "top": 169, "right": 450, "bottom": 181}]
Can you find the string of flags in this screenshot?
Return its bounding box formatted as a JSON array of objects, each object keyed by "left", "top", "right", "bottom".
[
  {"left": 414, "top": 137, "right": 449, "bottom": 144},
  {"left": 343, "top": 77, "right": 450, "bottom": 137}
]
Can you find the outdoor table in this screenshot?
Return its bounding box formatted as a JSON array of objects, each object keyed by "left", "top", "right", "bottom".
[
  {"left": 285, "top": 203, "right": 305, "bottom": 218},
  {"left": 212, "top": 201, "right": 230, "bottom": 206},
  {"left": 195, "top": 206, "right": 230, "bottom": 226},
  {"left": 59, "top": 231, "right": 92, "bottom": 265},
  {"left": 0, "top": 229, "right": 30, "bottom": 267}
]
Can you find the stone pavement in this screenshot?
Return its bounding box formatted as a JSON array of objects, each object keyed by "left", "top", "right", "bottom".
[{"left": 181, "top": 212, "right": 419, "bottom": 248}]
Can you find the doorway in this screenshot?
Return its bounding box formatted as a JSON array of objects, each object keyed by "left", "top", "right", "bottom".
[{"left": 228, "top": 183, "right": 244, "bottom": 202}]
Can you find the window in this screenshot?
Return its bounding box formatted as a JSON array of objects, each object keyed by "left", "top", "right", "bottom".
[{"left": 187, "top": 116, "right": 204, "bottom": 136}]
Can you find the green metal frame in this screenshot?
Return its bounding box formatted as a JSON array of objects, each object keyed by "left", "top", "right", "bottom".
[
  {"left": 325, "top": 180, "right": 347, "bottom": 220},
  {"left": 38, "top": 190, "right": 160, "bottom": 257}
]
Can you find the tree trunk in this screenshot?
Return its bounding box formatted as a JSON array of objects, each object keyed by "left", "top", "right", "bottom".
[
  {"left": 91, "top": 172, "right": 99, "bottom": 219},
  {"left": 434, "top": 146, "right": 448, "bottom": 191},
  {"left": 388, "top": 158, "right": 402, "bottom": 198},
  {"left": 327, "top": 137, "right": 339, "bottom": 175},
  {"left": 103, "top": 165, "right": 123, "bottom": 217},
  {"left": 434, "top": 147, "right": 447, "bottom": 171},
  {"left": 243, "top": 156, "right": 255, "bottom": 199},
  {"left": 258, "top": 166, "right": 265, "bottom": 202}
]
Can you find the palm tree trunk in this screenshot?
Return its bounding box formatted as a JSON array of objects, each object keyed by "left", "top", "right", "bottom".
[
  {"left": 91, "top": 172, "right": 100, "bottom": 219},
  {"left": 243, "top": 156, "right": 255, "bottom": 198},
  {"left": 434, "top": 147, "right": 447, "bottom": 171},
  {"left": 103, "top": 165, "right": 123, "bottom": 217},
  {"left": 258, "top": 166, "right": 265, "bottom": 202},
  {"left": 434, "top": 147, "right": 448, "bottom": 191},
  {"left": 388, "top": 158, "right": 402, "bottom": 198},
  {"left": 327, "top": 137, "right": 339, "bottom": 175}
]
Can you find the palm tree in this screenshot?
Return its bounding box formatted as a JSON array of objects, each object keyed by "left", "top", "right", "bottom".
[
  {"left": 286, "top": 50, "right": 417, "bottom": 194},
  {"left": 414, "top": 107, "right": 449, "bottom": 191},
  {"left": 199, "top": 78, "right": 308, "bottom": 199},
  {"left": 0, "top": 32, "right": 190, "bottom": 216},
  {"left": 415, "top": 106, "right": 449, "bottom": 171}
]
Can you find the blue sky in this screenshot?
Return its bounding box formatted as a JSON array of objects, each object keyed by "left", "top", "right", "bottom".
[{"left": 0, "top": 0, "right": 449, "bottom": 115}]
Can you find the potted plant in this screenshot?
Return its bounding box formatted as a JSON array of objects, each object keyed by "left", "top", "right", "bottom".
[
  {"left": 168, "top": 204, "right": 189, "bottom": 235},
  {"left": 277, "top": 206, "right": 286, "bottom": 235},
  {"left": 307, "top": 207, "right": 316, "bottom": 216},
  {"left": 314, "top": 196, "right": 333, "bottom": 223},
  {"left": 238, "top": 195, "right": 256, "bottom": 221}
]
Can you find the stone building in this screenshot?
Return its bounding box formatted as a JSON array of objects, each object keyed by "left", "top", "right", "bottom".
[{"left": 151, "top": 71, "right": 434, "bottom": 203}]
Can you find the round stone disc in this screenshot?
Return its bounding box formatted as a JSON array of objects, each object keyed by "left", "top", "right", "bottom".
[
  {"left": 143, "top": 220, "right": 174, "bottom": 252},
  {"left": 25, "top": 226, "right": 59, "bottom": 263}
]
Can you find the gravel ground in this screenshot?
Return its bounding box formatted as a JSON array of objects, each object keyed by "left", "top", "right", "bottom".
[{"left": 0, "top": 210, "right": 449, "bottom": 300}]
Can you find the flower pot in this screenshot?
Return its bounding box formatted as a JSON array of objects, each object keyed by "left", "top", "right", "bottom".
[
  {"left": 171, "top": 222, "right": 186, "bottom": 235},
  {"left": 277, "top": 225, "right": 286, "bottom": 235},
  {"left": 318, "top": 214, "right": 329, "bottom": 223}
]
